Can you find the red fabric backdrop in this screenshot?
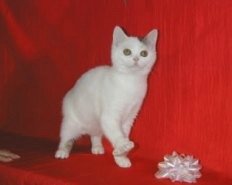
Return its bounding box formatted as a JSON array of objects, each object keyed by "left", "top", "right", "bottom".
[{"left": 1, "top": 0, "right": 232, "bottom": 183}]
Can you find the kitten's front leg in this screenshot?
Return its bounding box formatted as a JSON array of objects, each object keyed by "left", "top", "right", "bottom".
[
  {"left": 114, "top": 155, "right": 132, "bottom": 168},
  {"left": 91, "top": 136, "right": 105, "bottom": 155},
  {"left": 100, "top": 115, "right": 134, "bottom": 157},
  {"left": 112, "top": 137, "right": 134, "bottom": 156},
  {"left": 122, "top": 103, "right": 141, "bottom": 137}
]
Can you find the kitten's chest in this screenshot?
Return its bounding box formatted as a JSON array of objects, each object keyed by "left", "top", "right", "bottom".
[
  {"left": 113, "top": 74, "right": 147, "bottom": 100},
  {"left": 115, "top": 76, "right": 147, "bottom": 123}
]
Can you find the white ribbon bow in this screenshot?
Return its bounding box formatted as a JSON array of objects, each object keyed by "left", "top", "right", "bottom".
[{"left": 155, "top": 151, "right": 202, "bottom": 183}]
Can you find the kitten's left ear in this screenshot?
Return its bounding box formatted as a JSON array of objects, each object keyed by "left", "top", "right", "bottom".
[{"left": 143, "top": 29, "right": 158, "bottom": 48}]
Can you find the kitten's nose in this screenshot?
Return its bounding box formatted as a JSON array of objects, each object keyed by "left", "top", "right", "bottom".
[{"left": 133, "top": 57, "right": 139, "bottom": 62}]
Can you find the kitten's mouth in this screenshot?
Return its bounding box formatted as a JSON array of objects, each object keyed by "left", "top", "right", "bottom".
[
  {"left": 127, "top": 62, "right": 146, "bottom": 70},
  {"left": 134, "top": 61, "right": 139, "bottom": 66}
]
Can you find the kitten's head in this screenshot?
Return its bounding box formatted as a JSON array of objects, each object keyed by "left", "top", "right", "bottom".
[{"left": 111, "top": 26, "right": 158, "bottom": 75}]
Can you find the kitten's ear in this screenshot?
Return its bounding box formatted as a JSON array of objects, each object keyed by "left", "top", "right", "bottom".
[
  {"left": 113, "top": 26, "right": 127, "bottom": 46},
  {"left": 143, "top": 29, "right": 158, "bottom": 48}
]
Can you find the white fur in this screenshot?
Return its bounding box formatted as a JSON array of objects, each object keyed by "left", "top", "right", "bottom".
[{"left": 55, "top": 26, "right": 158, "bottom": 168}]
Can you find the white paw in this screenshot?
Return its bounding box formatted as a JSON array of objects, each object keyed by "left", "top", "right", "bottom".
[
  {"left": 55, "top": 149, "right": 70, "bottom": 159},
  {"left": 113, "top": 139, "right": 134, "bottom": 156},
  {"left": 114, "top": 156, "right": 132, "bottom": 168},
  {"left": 91, "top": 145, "right": 105, "bottom": 155}
]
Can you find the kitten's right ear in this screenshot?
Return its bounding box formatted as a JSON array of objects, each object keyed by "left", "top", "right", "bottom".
[{"left": 113, "top": 26, "right": 127, "bottom": 46}]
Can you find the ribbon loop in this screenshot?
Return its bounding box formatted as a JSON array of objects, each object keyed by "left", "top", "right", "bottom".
[{"left": 155, "top": 151, "right": 202, "bottom": 183}]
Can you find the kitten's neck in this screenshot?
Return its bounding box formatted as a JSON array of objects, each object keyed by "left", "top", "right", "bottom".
[
  {"left": 111, "top": 65, "right": 151, "bottom": 79},
  {"left": 111, "top": 66, "right": 148, "bottom": 82}
]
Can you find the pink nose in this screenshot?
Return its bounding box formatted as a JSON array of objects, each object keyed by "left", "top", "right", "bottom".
[{"left": 133, "top": 57, "right": 139, "bottom": 62}]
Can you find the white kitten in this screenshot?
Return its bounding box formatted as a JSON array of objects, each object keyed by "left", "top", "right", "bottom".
[{"left": 55, "top": 26, "right": 158, "bottom": 168}]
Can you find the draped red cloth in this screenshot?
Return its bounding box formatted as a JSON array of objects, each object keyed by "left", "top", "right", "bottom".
[{"left": 0, "top": 0, "right": 232, "bottom": 184}]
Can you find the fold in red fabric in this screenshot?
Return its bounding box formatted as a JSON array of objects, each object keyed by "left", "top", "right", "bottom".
[{"left": 1, "top": 0, "right": 232, "bottom": 184}]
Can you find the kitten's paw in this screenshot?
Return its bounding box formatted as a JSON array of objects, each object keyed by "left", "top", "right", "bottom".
[
  {"left": 91, "top": 145, "right": 105, "bottom": 155},
  {"left": 113, "top": 139, "right": 134, "bottom": 156},
  {"left": 114, "top": 156, "right": 132, "bottom": 168},
  {"left": 55, "top": 149, "right": 70, "bottom": 159}
]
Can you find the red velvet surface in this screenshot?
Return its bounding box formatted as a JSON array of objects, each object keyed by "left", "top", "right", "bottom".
[{"left": 1, "top": 0, "right": 232, "bottom": 184}]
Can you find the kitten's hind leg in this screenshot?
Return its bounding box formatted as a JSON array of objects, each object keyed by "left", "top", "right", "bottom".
[
  {"left": 55, "top": 118, "right": 81, "bottom": 159},
  {"left": 91, "top": 135, "right": 105, "bottom": 155},
  {"left": 55, "top": 138, "right": 75, "bottom": 159}
]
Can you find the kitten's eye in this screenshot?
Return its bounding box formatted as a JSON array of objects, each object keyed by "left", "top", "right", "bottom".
[
  {"left": 140, "top": 50, "right": 148, "bottom": 57},
  {"left": 123, "top": 48, "right": 132, "bottom": 56}
]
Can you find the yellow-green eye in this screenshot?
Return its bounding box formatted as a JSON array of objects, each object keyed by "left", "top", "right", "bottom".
[
  {"left": 140, "top": 50, "right": 148, "bottom": 57},
  {"left": 123, "top": 48, "right": 132, "bottom": 56}
]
